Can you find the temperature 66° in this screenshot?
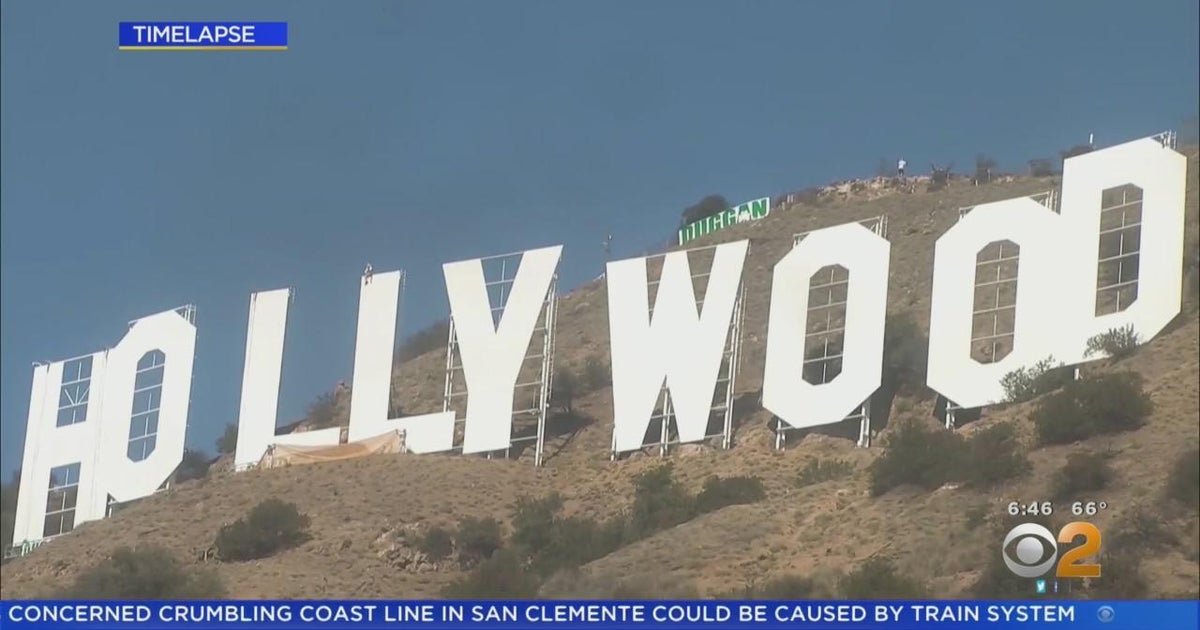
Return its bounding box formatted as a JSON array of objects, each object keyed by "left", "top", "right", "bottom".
[{"left": 1072, "top": 501, "right": 1107, "bottom": 516}]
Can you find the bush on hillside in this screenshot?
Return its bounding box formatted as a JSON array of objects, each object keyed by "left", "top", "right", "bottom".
[
  {"left": 974, "top": 155, "right": 997, "bottom": 185},
  {"left": 693, "top": 475, "right": 766, "bottom": 515},
  {"left": 1032, "top": 372, "right": 1152, "bottom": 445},
  {"left": 581, "top": 355, "right": 612, "bottom": 391},
  {"left": 869, "top": 420, "right": 967, "bottom": 496},
  {"left": 454, "top": 517, "right": 503, "bottom": 568},
  {"left": 1028, "top": 158, "right": 1059, "bottom": 177},
  {"left": 63, "top": 546, "right": 225, "bottom": 599},
  {"left": 839, "top": 557, "right": 927, "bottom": 599},
  {"left": 791, "top": 187, "right": 826, "bottom": 206},
  {"left": 1052, "top": 451, "right": 1114, "bottom": 500},
  {"left": 795, "top": 458, "right": 855, "bottom": 488},
  {"left": 1087, "top": 551, "right": 1147, "bottom": 599},
  {"left": 215, "top": 499, "right": 310, "bottom": 562},
  {"left": 550, "top": 368, "right": 578, "bottom": 414},
  {"left": 871, "top": 420, "right": 1027, "bottom": 495},
  {"left": 1110, "top": 506, "right": 1177, "bottom": 553},
  {"left": 928, "top": 163, "right": 953, "bottom": 192},
  {"left": 174, "top": 449, "right": 212, "bottom": 483},
  {"left": 510, "top": 494, "right": 563, "bottom": 555},
  {"left": 879, "top": 313, "right": 929, "bottom": 396},
  {"left": 510, "top": 494, "right": 623, "bottom": 577},
  {"left": 306, "top": 392, "right": 338, "bottom": 429},
  {"left": 1085, "top": 324, "right": 1141, "bottom": 360},
  {"left": 680, "top": 195, "right": 729, "bottom": 227},
  {"left": 418, "top": 526, "right": 454, "bottom": 561},
  {"left": 962, "top": 424, "right": 1028, "bottom": 487},
  {"left": 1000, "top": 356, "right": 1072, "bottom": 403},
  {"left": 972, "top": 516, "right": 1057, "bottom": 598},
  {"left": 396, "top": 320, "right": 451, "bottom": 363},
  {"left": 216, "top": 423, "right": 238, "bottom": 455},
  {"left": 1165, "top": 448, "right": 1199, "bottom": 510},
  {"left": 441, "top": 548, "right": 540, "bottom": 599},
  {"left": 627, "top": 464, "right": 695, "bottom": 539}
]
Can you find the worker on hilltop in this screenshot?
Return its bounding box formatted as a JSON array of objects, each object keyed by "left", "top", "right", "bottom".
[{"left": 897, "top": 158, "right": 907, "bottom": 178}]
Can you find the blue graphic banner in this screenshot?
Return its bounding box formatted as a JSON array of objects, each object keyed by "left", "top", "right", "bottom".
[
  {"left": 118, "top": 23, "right": 287, "bottom": 50},
  {"left": 0, "top": 600, "right": 1196, "bottom": 630}
]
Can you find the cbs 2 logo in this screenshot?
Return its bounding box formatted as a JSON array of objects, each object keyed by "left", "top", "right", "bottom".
[{"left": 1003, "top": 522, "right": 1101, "bottom": 578}]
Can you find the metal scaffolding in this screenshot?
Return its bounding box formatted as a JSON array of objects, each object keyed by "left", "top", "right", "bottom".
[
  {"left": 772, "top": 216, "right": 888, "bottom": 449},
  {"left": 441, "top": 251, "right": 559, "bottom": 466},
  {"left": 610, "top": 242, "right": 747, "bottom": 458}
]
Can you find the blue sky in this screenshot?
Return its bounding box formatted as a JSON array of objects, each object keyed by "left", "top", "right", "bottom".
[{"left": 2, "top": 0, "right": 1197, "bottom": 477}]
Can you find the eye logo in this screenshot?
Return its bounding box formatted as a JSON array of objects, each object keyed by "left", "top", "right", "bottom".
[
  {"left": 1002, "top": 522, "right": 1102, "bottom": 579},
  {"left": 1003, "top": 523, "right": 1058, "bottom": 577}
]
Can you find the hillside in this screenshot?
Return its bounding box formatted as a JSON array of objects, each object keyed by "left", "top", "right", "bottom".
[{"left": 2, "top": 150, "right": 1198, "bottom": 600}]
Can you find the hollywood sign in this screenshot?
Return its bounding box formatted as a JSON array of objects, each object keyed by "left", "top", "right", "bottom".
[{"left": 9, "top": 136, "right": 1186, "bottom": 549}]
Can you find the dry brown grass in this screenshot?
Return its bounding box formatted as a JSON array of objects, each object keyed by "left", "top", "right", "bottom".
[{"left": 3, "top": 151, "right": 1197, "bottom": 600}]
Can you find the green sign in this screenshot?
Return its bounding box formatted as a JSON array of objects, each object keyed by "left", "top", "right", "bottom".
[{"left": 677, "top": 197, "right": 770, "bottom": 246}]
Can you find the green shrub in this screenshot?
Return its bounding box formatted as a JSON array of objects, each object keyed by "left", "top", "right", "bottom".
[
  {"left": 397, "top": 319, "right": 451, "bottom": 363},
  {"left": 62, "top": 546, "right": 225, "bottom": 599},
  {"left": 879, "top": 314, "right": 928, "bottom": 396},
  {"left": 1028, "top": 158, "right": 1059, "bottom": 177},
  {"left": 1085, "top": 324, "right": 1140, "bottom": 360},
  {"left": 963, "top": 424, "right": 1028, "bottom": 487},
  {"left": 581, "top": 355, "right": 612, "bottom": 391},
  {"left": 974, "top": 155, "right": 997, "bottom": 184},
  {"left": 510, "top": 494, "right": 622, "bottom": 578},
  {"left": 839, "top": 557, "right": 926, "bottom": 599},
  {"left": 1110, "top": 506, "right": 1176, "bottom": 552},
  {"left": 1165, "top": 448, "right": 1199, "bottom": 510},
  {"left": 1000, "top": 356, "right": 1072, "bottom": 403},
  {"left": 964, "top": 505, "right": 988, "bottom": 531},
  {"left": 535, "top": 515, "right": 622, "bottom": 577},
  {"left": 870, "top": 420, "right": 1027, "bottom": 495},
  {"left": 455, "top": 516, "right": 503, "bottom": 568},
  {"left": 1032, "top": 373, "right": 1152, "bottom": 445},
  {"left": 796, "top": 458, "right": 855, "bottom": 488},
  {"left": 306, "top": 392, "right": 338, "bottom": 429},
  {"left": 1086, "top": 551, "right": 1146, "bottom": 598},
  {"left": 511, "top": 494, "right": 562, "bottom": 556},
  {"left": 869, "top": 420, "right": 967, "bottom": 496},
  {"left": 550, "top": 369, "right": 578, "bottom": 414},
  {"left": 418, "top": 526, "right": 454, "bottom": 561},
  {"left": 1052, "top": 452, "right": 1114, "bottom": 500},
  {"left": 628, "top": 464, "right": 695, "bottom": 538},
  {"left": 693, "top": 475, "right": 766, "bottom": 514},
  {"left": 215, "top": 423, "right": 238, "bottom": 455},
  {"left": 441, "top": 548, "right": 540, "bottom": 599},
  {"left": 215, "top": 499, "right": 310, "bottom": 561},
  {"left": 680, "top": 194, "right": 729, "bottom": 226},
  {"left": 972, "top": 517, "right": 1057, "bottom": 598},
  {"left": 174, "top": 449, "right": 211, "bottom": 483}
]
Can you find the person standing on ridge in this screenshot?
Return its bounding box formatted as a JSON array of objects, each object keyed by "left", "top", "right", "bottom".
[{"left": 897, "top": 158, "right": 907, "bottom": 178}]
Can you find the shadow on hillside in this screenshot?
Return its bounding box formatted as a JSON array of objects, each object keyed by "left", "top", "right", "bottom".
[
  {"left": 603, "top": 391, "right": 766, "bottom": 461},
  {"left": 507, "top": 411, "right": 596, "bottom": 463}
]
